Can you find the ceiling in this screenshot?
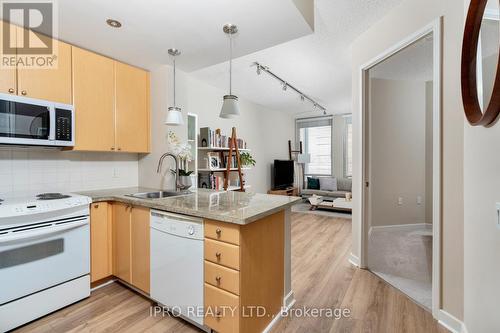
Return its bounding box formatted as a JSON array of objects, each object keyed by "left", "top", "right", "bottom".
[
  {"left": 191, "top": 0, "right": 403, "bottom": 115},
  {"left": 51, "top": 0, "right": 313, "bottom": 71}
]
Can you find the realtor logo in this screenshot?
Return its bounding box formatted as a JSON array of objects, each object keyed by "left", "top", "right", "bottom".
[{"left": 1, "top": 0, "right": 58, "bottom": 69}]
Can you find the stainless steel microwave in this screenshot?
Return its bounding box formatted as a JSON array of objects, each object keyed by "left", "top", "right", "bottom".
[{"left": 0, "top": 93, "right": 74, "bottom": 147}]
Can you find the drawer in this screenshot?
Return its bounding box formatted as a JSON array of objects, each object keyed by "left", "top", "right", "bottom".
[
  {"left": 204, "top": 260, "right": 240, "bottom": 295},
  {"left": 205, "top": 219, "right": 240, "bottom": 245},
  {"left": 204, "top": 283, "right": 239, "bottom": 333},
  {"left": 204, "top": 239, "right": 240, "bottom": 270}
]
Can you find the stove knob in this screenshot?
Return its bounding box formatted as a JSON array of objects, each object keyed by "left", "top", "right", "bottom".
[{"left": 187, "top": 225, "right": 195, "bottom": 235}]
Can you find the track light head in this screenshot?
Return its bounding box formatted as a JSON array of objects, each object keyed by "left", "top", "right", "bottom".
[
  {"left": 282, "top": 82, "right": 287, "bottom": 91},
  {"left": 300, "top": 95, "right": 305, "bottom": 102},
  {"left": 256, "top": 66, "right": 261, "bottom": 75}
]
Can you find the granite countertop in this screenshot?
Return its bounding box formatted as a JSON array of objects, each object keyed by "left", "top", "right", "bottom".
[{"left": 76, "top": 187, "right": 301, "bottom": 225}]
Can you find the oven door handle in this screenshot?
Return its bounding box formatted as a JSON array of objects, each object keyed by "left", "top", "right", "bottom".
[{"left": 0, "top": 219, "right": 88, "bottom": 245}]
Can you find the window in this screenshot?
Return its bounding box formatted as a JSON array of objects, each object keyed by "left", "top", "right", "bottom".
[
  {"left": 296, "top": 117, "right": 332, "bottom": 175},
  {"left": 344, "top": 116, "right": 353, "bottom": 178}
]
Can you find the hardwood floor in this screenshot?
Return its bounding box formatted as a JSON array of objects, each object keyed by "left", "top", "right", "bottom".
[{"left": 13, "top": 212, "right": 448, "bottom": 333}]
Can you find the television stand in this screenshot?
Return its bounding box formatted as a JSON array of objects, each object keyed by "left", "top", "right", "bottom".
[{"left": 267, "top": 187, "right": 299, "bottom": 196}]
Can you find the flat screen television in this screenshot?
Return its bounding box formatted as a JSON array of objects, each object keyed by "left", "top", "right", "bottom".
[{"left": 273, "top": 160, "right": 294, "bottom": 189}]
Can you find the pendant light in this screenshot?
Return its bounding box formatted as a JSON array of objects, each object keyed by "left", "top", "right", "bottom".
[
  {"left": 219, "top": 24, "right": 240, "bottom": 119},
  {"left": 165, "top": 48, "right": 184, "bottom": 126}
]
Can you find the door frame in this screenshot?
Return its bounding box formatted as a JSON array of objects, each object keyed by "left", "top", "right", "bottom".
[{"left": 358, "top": 18, "right": 442, "bottom": 318}]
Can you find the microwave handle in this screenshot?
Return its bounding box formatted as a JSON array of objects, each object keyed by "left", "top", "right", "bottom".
[
  {"left": 0, "top": 219, "right": 87, "bottom": 245},
  {"left": 48, "top": 106, "right": 55, "bottom": 141}
]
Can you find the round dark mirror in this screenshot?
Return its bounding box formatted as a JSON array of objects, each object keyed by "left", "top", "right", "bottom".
[{"left": 462, "top": 0, "right": 500, "bottom": 126}]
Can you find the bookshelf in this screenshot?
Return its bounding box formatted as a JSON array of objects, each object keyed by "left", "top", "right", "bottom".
[{"left": 198, "top": 127, "right": 252, "bottom": 191}]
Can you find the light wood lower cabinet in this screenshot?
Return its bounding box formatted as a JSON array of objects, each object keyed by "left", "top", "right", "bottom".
[
  {"left": 204, "top": 211, "right": 285, "bottom": 333},
  {"left": 90, "top": 202, "right": 112, "bottom": 282},
  {"left": 130, "top": 206, "right": 150, "bottom": 293},
  {"left": 112, "top": 203, "right": 132, "bottom": 284},
  {"left": 109, "top": 202, "right": 150, "bottom": 293}
]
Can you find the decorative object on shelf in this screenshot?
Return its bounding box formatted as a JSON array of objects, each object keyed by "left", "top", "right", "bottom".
[
  {"left": 240, "top": 152, "right": 256, "bottom": 167},
  {"left": 208, "top": 152, "right": 222, "bottom": 170},
  {"left": 462, "top": 0, "right": 500, "bottom": 126},
  {"left": 220, "top": 24, "right": 240, "bottom": 119},
  {"left": 165, "top": 48, "right": 184, "bottom": 126},
  {"left": 224, "top": 127, "right": 245, "bottom": 191},
  {"left": 253, "top": 62, "right": 327, "bottom": 115}
]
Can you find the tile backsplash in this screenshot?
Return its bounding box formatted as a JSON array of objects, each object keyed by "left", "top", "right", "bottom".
[{"left": 0, "top": 148, "right": 139, "bottom": 195}]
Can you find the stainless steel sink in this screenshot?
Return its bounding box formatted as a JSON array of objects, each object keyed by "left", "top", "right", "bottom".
[{"left": 126, "top": 191, "right": 190, "bottom": 199}]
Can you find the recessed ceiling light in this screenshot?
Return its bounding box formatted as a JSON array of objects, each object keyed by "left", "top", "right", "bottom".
[{"left": 106, "top": 19, "right": 122, "bottom": 28}]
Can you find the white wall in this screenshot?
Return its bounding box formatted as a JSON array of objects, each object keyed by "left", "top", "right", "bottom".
[
  {"left": 369, "top": 78, "right": 429, "bottom": 227},
  {"left": 463, "top": 3, "right": 500, "bottom": 331},
  {"left": 0, "top": 149, "right": 138, "bottom": 195},
  {"left": 464, "top": 124, "right": 500, "bottom": 332},
  {"left": 138, "top": 65, "right": 294, "bottom": 193},
  {"left": 351, "top": 0, "right": 465, "bottom": 320}
]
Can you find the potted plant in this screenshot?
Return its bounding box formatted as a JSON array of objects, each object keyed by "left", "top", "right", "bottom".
[
  {"left": 240, "top": 152, "right": 256, "bottom": 167},
  {"left": 168, "top": 131, "right": 194, "bottom": 189}
]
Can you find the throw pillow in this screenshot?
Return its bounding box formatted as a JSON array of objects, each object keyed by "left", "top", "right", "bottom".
[
  {"left": 319, "top": 177, "right": 338, "bottom": 191},
  {"left": 307, "top": 177, "right": 320, "bottom": 190}
]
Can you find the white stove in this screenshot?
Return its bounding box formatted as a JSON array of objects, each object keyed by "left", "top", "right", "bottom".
[{"left": 0, "top": 192, "right": 92, "bottom": 332}]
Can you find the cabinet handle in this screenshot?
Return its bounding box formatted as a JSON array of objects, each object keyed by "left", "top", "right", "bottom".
[
  {"left": 215, "top": 228, "right": 222, "bottom": 236},
  {"left": 111, "top": 147, "right": 115, "bottom": 151},
  {"left": 8, "top": 88, "right": 14, "bottom": 93},
  {"left": 94, "top": 204, "right": 99, "bottom": 209},
  {"left": 21, "top": 90, "right": 27, "bottom": 95},
  {"left": 117, "top": 147, "right": 122, "bottom": 151},
  {"left": 215, "top": 276, "right": 221, "bottom": 284},
  {"left": 215, "top": 310, "right": 222, "bottom": 318},
  {"left": 215, "top": 252, "right": 221, "bottom": 259}
]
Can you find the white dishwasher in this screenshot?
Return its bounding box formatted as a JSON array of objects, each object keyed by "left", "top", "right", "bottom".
[{"left": 150, "top": 210, "right": 206, "bottom": 329}]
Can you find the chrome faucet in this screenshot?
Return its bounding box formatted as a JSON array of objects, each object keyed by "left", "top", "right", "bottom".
[{"left": 157, "top": 153, "right": 180, "bottom": 191}]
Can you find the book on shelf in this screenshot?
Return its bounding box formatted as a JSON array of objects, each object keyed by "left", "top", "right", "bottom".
[
  {"left": 199, "top": 127, "right": 247, "bottom": 149},
  {"left": 198, "top": 172, "right": 229, "bottom": 191}
]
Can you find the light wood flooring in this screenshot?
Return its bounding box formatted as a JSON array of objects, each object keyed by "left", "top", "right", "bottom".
[{"left": 13, "top": 212, "right": 448, "bottom": 333}]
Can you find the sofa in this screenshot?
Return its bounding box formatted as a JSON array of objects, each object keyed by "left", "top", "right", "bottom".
[{"left": 301, "top": 176, "right": 352, "bottom": 200}]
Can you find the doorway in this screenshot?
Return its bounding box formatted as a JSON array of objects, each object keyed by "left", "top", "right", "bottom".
[{"left": 360, "top": 20, "right": 441, "bottom": 317}]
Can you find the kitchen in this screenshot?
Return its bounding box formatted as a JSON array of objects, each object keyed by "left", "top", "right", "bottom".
[{"left": 0, "top": 1, "right": 306, "bottom": 332}]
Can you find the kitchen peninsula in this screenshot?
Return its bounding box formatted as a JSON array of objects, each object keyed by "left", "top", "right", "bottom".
[{"left": 78, "top": 187, "right": 300, "bottom": 333}]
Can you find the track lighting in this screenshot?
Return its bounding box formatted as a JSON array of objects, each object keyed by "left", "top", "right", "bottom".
[{"left": 252, "top": 61, "right": 327, "bottom": 114}]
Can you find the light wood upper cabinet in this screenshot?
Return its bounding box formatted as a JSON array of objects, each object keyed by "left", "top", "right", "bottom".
[
  {"left": 115, "top": 61, "right": 150, "bottom": 153},
  {"left": 113, "top": 203, "right": 131, "bottom": 284},
  {"left": 131, "top": 206, "right": 150, "bottom": 293},
  {"left": 90, "top": 202, "right": 113, "bottom": 283},
  {"left": 0, "top": 21, "right": 17, "bottom": 94},
  {"left": 72, "top": 47, "right": 115, "bottom": 151},
  {"left": 16, "top": 26, "right": 72, "bottom": 104}
]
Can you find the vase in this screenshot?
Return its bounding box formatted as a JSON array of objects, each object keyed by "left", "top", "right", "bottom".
[{"left": 178, "top": 175, "right": 192, "bottom": 190}]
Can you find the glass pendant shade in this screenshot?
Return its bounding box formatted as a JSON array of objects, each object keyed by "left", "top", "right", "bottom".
[
  {"left": 219, "top": 95, "right": 240, "bottom": 118},
  {"left": 165, "top": 106, "right": 183, "bottom": 125}
]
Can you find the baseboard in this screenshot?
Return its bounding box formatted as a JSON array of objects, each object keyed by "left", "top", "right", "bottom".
[
  {"left": 283, "top": 291, "right": 296, "bottom": 309},
  {"left": 438, "top": 310, "right": 467, "bottom": 333},
  {"left": 90, "top": 278, "right": 116, "bottom": 291},
  {"left": 349, "top": 252, "right": 360, "bottom": 267},
  {"left": 261, "top": 292, "right": 296, "bottom": 333},
  {"left": 370, "top": 223, "right": 432, "bottom": 231}
]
